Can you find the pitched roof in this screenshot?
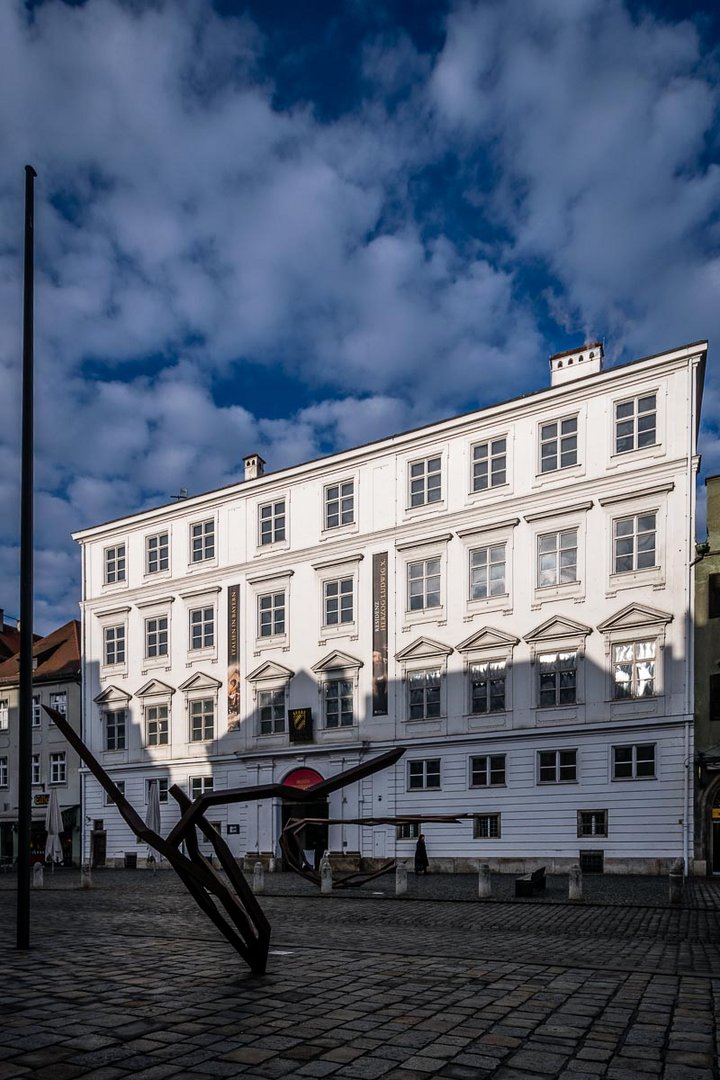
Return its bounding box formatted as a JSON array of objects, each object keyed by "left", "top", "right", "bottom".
[
  {"left": 0, "top": 622, "right": 21, "bottom": 662},
  {"left": 0, "top": 620, "right": 81, "bottom": 686}
]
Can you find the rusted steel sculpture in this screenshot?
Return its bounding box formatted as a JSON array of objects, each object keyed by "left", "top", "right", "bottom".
[{"left": 43, "top": 704, "right": 404, "bottom": 975}]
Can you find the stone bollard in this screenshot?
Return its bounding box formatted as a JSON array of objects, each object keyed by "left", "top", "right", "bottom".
[
  {"left": 669, "top": 859, "right": 684, "bottom": 906},
  {"left": 252, "top": 860, "right": 265, "bottom": 895},
  {"left": 477, "top": 863, "right": 492, "bottom": 899},
  {"left": 568, "top": 863, "right": 583, "bottom": 902},
  {"left": 32, "top": 863, "right": 43, "bottom": 889},
  {"left": 320, "top": 853, "right": 333, "bottom": 895},
  {"left": 80, "top": 863, "right": 92, "bottom": 889},
  {"left": 268, "top": 857, "right": 276, "bottom": 874},
  {"left": 395, "top": 864, "right": 407, "bottom": 897}
]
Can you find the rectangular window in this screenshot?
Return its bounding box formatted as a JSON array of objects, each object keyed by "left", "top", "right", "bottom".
[
  {"left": 538, "top": 652, "right": 577, "bottom": 707},
  {"left": 104, "top": 625, "right": 126, "bottom": 666},
  {"left": 408, "top": 759, "right": 441, "bottom": 790},
  {"left": 190, "top": 699, "right": 215, "bottom": 741},
  {"left": 257, "top": 592, "right": 286, "bottom": 638},
  {"left": 32, "top": 696, "right": 41, "bottom": 727},
  {"left": 190, "top": 519, "right": 215, "bottom": 563},
  {"left": 612, "top": 641, "right": 656, "bottom": 699},
  {"left": 258, "top": 688, "right": 286, "bottom": 735},
  {"left": 259, "top": 500, "right": 286, "bottom": 546},
  {"left": 104, "top": 543, "right": 126, "bottom": 584},
  {"left": 407, "top": 557, "right": 441, "bottom": 611},
  {"left": 577, "top": 810, "right": 608, "bottom": 838},
  {"left": 49, "top": 752, "right": 67, "bottom": 784},
  {"left": 396, "top": 822, "right": 420, "bottom": 840},
  {"left": 408, "top": 669, "right": 442, "bottom": 720},
  {"left": 0, "top": 757, "right": 7, "bottom": 787},
  {"left": 615, "top": 394, "right": 656, "bottom": 454},
  {"left": 104, "top": 709, "right": 127, "bottom": 751},
  {"left": 106, "top": 780, "right": 126, "bottom": 806},
  {"left": 470, "top": 545, "right": 506, "bottom": 599},
  {"left": 147, "top": 777, "right": 169, "bottom": 803},
  {"left": 31, "top": 755, "right": 41, "bottom": 785},
  {"left": 0, "top": 700, "right": 8, "bottom": 730},
  {"left": 323, "top": 578, "right": 354, "bottom": 626},
  {"left": 189, "top": 607, "right": 215, "bottom": 650},
  {"left": 612, "top": 744, "right": 655, "bottom": 780},
  {"left": 540, "top": 416, "right": 577, "bottom": 472},
  {"left": 325, "top": 481, "right": 354, "bottom": 529},
  {"left": 49, "top": 692, "right": 67, "bottom": 717},
  {"left": 324, "top": 678, "right": 354, "bottom": 728},
  {"left": 470, "top": 755, "right": 506, "bottom": 787},
  {"left": 613, "top": 513, "right": 656, "bottom": 573},
  {"left": 473, "top": 814, "right": 501, "bottom": 839},
  {"left": 472, "top": 438, "right": 507, "bottom": 491},
  {"left": 409, "top": 456, "right": 442, "bottom": 507},
  {"left": 145, "top": 616, "right": 169, "bottom": 658},
  {"left": 538, "top": 749, "right": 577, "bottom": 783},
  {"left": 146, "top": 532, "right": 169, "bottom": 574},
  {"left": 709, "top": 574, "right": 720, "bottom": 620},
  {"left": 470, "top": 662, "right": 506, "bottom": 714},
  {"left": 190, "top": 776, "right": 214, "bottom": 799},
  {"left": 146, "top": 705, "right": 169, "bottom": 746},
  {"left": 537, "top": 529, "right": 577, "bottom": 587}
]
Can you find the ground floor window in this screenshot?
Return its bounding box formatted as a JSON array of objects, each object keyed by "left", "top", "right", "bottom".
[
  {"left": 396, "top": 822, "right": 420, "bottom": 840},
  {"left": 408, "top": 759, "right": 441, "bottom": 790},
  {"left": 577, "top": 810, "right": 607, "bottom": 837},
  {"left": 473, "top": 813, "right": 501, "bottom": 839},
  {"left": 190, "top": 775, "right": 214, "bottom": 799}
]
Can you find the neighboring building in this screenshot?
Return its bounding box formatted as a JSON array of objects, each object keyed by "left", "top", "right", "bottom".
[
  {"left": 0, "top": 610, "right": 21, "bottom": 662},
  {"left": 74, "top": 340, "right": 706, "bottom": 874},
  {"left": 694, "top": 475, "right": 720, "bottom": 875},
  {"left": 0, "top": 620, "right": 82, "bottom": 865}
]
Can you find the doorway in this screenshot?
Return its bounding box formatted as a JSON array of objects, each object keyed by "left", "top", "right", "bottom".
[{"left": 281, "top": 800, "right": 328, "bottom": 870}]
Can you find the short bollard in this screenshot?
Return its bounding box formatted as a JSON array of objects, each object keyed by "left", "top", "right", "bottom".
[
  {"left": 80, "top": 863, "right": 92, "bottom": 889},
  {"left": 568, "top": 863, "right": 583, "bottom": 902},
  {"left": 396, "top": 864, "right": 407, "bottom": 897},
  {"left": 477, "top": 863, "right": 492, "bottom": 899},
  {"left": 252, "top": 860, "right": 265, "bottom": 895},
  {"left": 669, "top": 859, "right": 683, "bottom": 905},
  {"left": 320, "top": 853, "right": 333, "bottom": 895},
  {"left": 268, "top": 857, "right": 276, "bottom": 874},
  {"left": 32, "top": 863, "right": 43, "bottom": 889}
]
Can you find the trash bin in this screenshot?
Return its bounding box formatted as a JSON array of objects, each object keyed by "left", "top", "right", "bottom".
[{"left": 124, "top": 851, "right": 137, "bottom": 869}]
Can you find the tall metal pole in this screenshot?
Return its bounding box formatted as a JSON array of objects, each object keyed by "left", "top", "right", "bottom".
[{"left": 17, "top": 165, "right": 37, "bottom": 950}]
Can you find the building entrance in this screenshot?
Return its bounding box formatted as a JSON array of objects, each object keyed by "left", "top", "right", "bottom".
[
  {"left": 713, "top": 791, "right": 720, "bottom": 875},
  {"left": 280, "top": 767, "right": 328, "bottom": 870}
]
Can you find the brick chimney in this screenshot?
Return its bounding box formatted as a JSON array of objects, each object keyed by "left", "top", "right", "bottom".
[
  {"left": 549, "top": 342, "right": 603, "bottom": 387},
  {"left": 243, "top": 453, "right": 266, "bottom": 481}
]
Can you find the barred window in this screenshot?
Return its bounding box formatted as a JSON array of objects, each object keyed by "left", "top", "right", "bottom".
[
  {"left": 473, "top": 814, "right": 501, "bottom": 839},
  {"left": 577, "top": 810, "right": 607, "bottom": 838}
]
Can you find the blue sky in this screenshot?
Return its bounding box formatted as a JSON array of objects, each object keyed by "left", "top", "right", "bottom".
[{"left": 0, "top": 0, "right": 718, "bottom": 633}]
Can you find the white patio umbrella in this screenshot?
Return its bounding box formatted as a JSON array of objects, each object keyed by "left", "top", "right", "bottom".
[
  {"left": 145, "top": 780, "right": 161, "bottom": 869},
  {"left": 44, "top": 788, "right": 63, "bottom": 867}
]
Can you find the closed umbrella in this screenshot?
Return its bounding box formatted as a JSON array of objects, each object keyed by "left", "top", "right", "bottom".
[
  {"left": 145, "top": 780, "right": 161, "bottom": 869},
  {"left": 44, "top": 788, "right": 63, "bottom": 867}
]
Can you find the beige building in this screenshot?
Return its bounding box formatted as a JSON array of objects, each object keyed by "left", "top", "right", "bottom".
[{"left": 694, "top": 475, "right": 720, "bottom": 875}]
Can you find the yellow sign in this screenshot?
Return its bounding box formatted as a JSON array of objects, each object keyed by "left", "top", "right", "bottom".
[
  {"left": 712, "top": 808, "right": 720, "bottom": 820},
  {"left": 33, "top": 794, "right": 49, "bottom": 807}
]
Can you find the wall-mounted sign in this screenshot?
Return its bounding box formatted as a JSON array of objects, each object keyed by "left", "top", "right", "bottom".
[
  {"left": 33, "top": 794, "right": 49, "bottom": 807},
  {"left": 227, "top": 823, "right": 240, "bottom": 835},
  {"left": 283, "top": 767, "right": 324, "bottom": 790},
  {"left": 288, "top": 707, "right": 313, "bottom": 744}
]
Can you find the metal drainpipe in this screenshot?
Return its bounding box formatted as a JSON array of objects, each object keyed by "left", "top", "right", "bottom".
[{"left": 684, "top": 354, "right": 699, "bottom": 876}]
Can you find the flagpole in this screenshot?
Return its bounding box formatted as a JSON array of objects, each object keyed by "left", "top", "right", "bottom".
[{"left": 17, "top": 164, "right": 37, "bottom": 950}]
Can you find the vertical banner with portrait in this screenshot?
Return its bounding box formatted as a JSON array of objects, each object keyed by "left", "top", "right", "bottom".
[
  {"left": 227, "top": 584, "right": 240, "bottom": 730},
  {"left": 372, "top": 551, "right": 388, "bottom": 715}
]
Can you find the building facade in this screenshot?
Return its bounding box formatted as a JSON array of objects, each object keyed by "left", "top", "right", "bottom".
[
  {"left": 74, "top": 341, "right": 706, "bottom": 873},
  {"left": 694, "top": 475, "right": 720, "bottom": 875}
]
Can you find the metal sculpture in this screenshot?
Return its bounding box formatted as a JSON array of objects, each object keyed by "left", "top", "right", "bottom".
[{"left": 43, "top": 705, "right": 405, "bottom": 975}]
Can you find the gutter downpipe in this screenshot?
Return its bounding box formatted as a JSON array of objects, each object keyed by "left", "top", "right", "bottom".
[{"left": 684, "top": 354, "right": 700, "bottom": 877}]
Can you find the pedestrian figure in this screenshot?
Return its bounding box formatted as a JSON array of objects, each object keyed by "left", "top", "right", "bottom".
[{"left": 414, "top": 833, "right": 429, "bottom": 875}]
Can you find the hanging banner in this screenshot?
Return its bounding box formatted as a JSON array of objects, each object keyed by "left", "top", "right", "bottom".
[
  {"left": 227, "top": 584, "right": 240, "bottom": 730},
  {"left": 372, "top": 551, "right": 388, "bottom": 715}
]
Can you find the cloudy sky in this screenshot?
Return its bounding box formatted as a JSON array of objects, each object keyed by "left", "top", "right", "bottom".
[{"left": 1, "top": 0, "right": 718, "bottom": 634}]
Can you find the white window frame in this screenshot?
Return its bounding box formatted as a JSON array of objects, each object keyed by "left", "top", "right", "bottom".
[
  {"left": 537, "top": 528, "right": 578, "bottom": 589},
  {"left": 49, "top": 752, "right": 67, "bottom": 785},
  {"left": 577, "top": 810, "right": 608, "bottom": 838},
  {"left": 0, "top": 699, "right": 8, "bottom": 730},
  {"left": 190, "top": 775, "right": 214, "bottom": 799},
  {"left": 146, "top": 777, "right": 169, "bottom": 803},
  {"left": 612, "top": 512, "right": 657, "bottom": 575},
  {"left": 537, "top": 749, "right": 577, "bottom": 784},
  {"left": 612, "top": 743, "right": 656, "bottom": 781},
  {"left": 469, "top": 543, "right": 506, "bottom": 600},
  {"left": 323, "top": 676, "right": 354, "bottom": 730},
  {"left": 539, "top": 414, "right": 578, "bottom": 473},
  {"left": 257, "top": 590, "right": 286, "bottom": 640},
  {"left": 324, "top": 479, "right": 355, "bottom": 531},
  {"left": 538, "top": 650, "right": 578, "bottom": 709},
  {"left": 31, "top": 754, "right": 41, "bottom": 785},
  {"left": 145, "top": 703, "right": 170, "bottom": 747},
  {"left": 257, "top": 686, "right": 286, "bottom": 736},
  {"left": 32, "top": 696, "right": 41, "bottom": 727},
  {"left": 614, "top": 393, "right": 657, "bottom": 455},
  {"left": 105, "top": 780, "right": 126, "bottom": 806},
  {"left": 189, "top": 606, "right": 215, "bottom": 652},
  {"left": 146, "top": 531, "right": 170, "bottom": 575},
  {"left": 469, "top": 755, "right": 506, "bottom": 788},
  {"left": 469, "top": 660, "right": 507, "bottom": 716},
  {"left": 471, "top": 437, "right": 507, "bottom": 492},
  {"left": 396, "top": 822, "right": 420, "bottom": 840},
  {"left": 407, "top": 668, "right": 443, "bottom": 721},
  {"left": 407, "top": 557, "right": 442, "bottom": 613},
  {"left": 49, "top": 692, "right": 67, "bottom": 719},
  {"left": 104, "top": 543, "right": 126, "bottom": 585},
  {"left": 0, "top": 756, "right": 8, "bottom": 787},
  {"left": 407, "top": 759, "right": 441, "bottom": 790},
  {"left": 104, "top": 708, "right": 127, "bottom": 752},
  {"left": 323, "top": 577, "right": 354, "bottom": 629},
  {"left": 103, "top": 624, "right": 126, "bottom": 667},
  {"left": 407, "top": 455, "right": 443, "bottom": 509},
  {"left": 258, "top": 499, "right": 287, "bottom": 547},
  {"left": 189, "top": 697, "right": 215, "bottom": 742},
  {"left": 189, "top": 518, "right": 215, "bottom": 564},
  {"left": 473, "top": 813, "right": 501, "bottom": 839},
  {"left": 144, "top": 615, "right": 169, "bottom": 660},
  {"left": 612, "top": 640, "right": 657, "bottom": 700}
]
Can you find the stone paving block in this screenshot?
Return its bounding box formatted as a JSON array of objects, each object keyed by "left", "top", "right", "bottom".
[
  {"left": 0, "top": 1066, "right": 30, "bottom": 1080},
  {"left": 390, "top": 1057, "right": 443, "bottom": 1075},
  {"left": 222, "top": 1046, "right": 278, "bottom": 1064}
]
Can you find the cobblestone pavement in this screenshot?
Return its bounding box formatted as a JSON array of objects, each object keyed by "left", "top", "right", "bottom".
[{"left": 1, "top": 871, "right": 719, "bottom": 1080}]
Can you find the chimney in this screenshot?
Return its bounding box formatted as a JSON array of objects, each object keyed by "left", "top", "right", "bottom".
[
  {"left": 243, "top": 453, "right": 266, "bottom": 482},
  {"left": 549, "top": 342, "right": 603, "bottom": 387}
]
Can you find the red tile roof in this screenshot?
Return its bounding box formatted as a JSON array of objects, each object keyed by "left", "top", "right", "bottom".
[{"left": 0, "top": 620, "right": 81, "bottom": 685}]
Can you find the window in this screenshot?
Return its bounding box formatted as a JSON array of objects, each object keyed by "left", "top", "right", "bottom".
[
  {"left": 49, "top": 692, "right": 67, "bottom": 716},
  {"left": 470, "top": 545, "right": 506, "bottom": 599},
  {"left": 538, "top": 652, "right": 577, "bottom": 707},
  {"left": 145, "top": 616, "right": 169, "bottom": 658},
  {"left": 612, "top": 641, "right": 655, "bottom": 699},
  {"left": 615, "top": 395, "right": 656, "bottom": 454},
  {"left": 324, "top": 678, "right": 353, "bottom": 728},
  {"left": 190, "top": 699, "right": 215, "bottom": 741},
  {"left": 537, "top": 529, "right": 577, "bottom": 587},
  {"left": 325, "top": 481, "right": 354, "bottom": 529},
  {"left": 32, "top": 696, "right": 41, "bottom": 727},
  {"left": 323, "top": 578, "right": 353, "bottom": 626},
  {"left": 258, "top": 592, "right": 286, "bottom": 638},
  {"left": 408, "top": 759, "right": 441, "bottom": 790},
  {"left": 396, "top": 822, "right": 420, "bottom": 839},
  {"left": 190, "top": 519, "right": 215, "bottom": 563},
  {"left": 106, "top": 780, "right": 125, "bottom": 806},
  {"left": 104, "top": 625, "right": 126, "bottom": 666},
  {"left": 612, "top": 744, "right": 655, "bottom": 780},
  {"left": 49, "top": 752, "right": 67, "bottom": 784},
  {"left": 104, "top": 543, "right": 126, "bottom": 584},
  {"left": 146, "top": 532, "right": 169, "bottom": 574},
  {"left": 259, "top": 500, "right": 286, "bottom": 546},
  {"left": 470, "top": 662, "right": 506, "bottom": 714},
  {"left": 409, "top": 456, "right": 442, "bottom": 507},
  {"left": 31, "top": 755, "right": 40, "bottom": 785},
  {"left": 613, "top": 513, "right": 656, "bottom": 573},
  {"left": 190, "top": 775, "right": 213, "bottom": 799},
  {"left": 189, "top": 607, "right": 215, "bottom": 651},
  {"left": 709, "top": 575, "right": 720, "bottom": 620},
  {"left": 147, "top": 778, "right": 169, "bottom": 803},
  {"left": 104, "top": 709, "right": 127, "bottom": 751},
  {"left": 472, "top": 439, "right": 507, "bottom": 490},
  {"left": 540, "top": 416, "right": 577, "bottom": 472},
  {"left": 0, "top": 700, "right": 8, "bottom": 730},
  {"left": 470, "top": 755, "right": 506, "bottom": 787},
  {"left": 0, "top": 757, "right": 7, "bottom": 787},
  {"left": 258, "top": 688, "right": 286, "bottom": 735},
  {"left": 538, "top": 749, "right": 577, "bottom": 783},
  {"left": 407, "top": 557, "right": 441, "bottom": 611},
  {"left": 577, "top": 810, "right": 608, "bottom": 838},
  {"left": 146, "top": 705, "right": 169, "bottom": 746},
  {"left": 408, "top": 670, "right": 441, "bottom": 720},
  {"left": 473, "top": 814, "right": 501, "bottom": 839}
]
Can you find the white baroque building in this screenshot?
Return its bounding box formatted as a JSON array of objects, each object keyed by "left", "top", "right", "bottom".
[{"left": 74, "top": 340, "right": 706, "bottom": 874}]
